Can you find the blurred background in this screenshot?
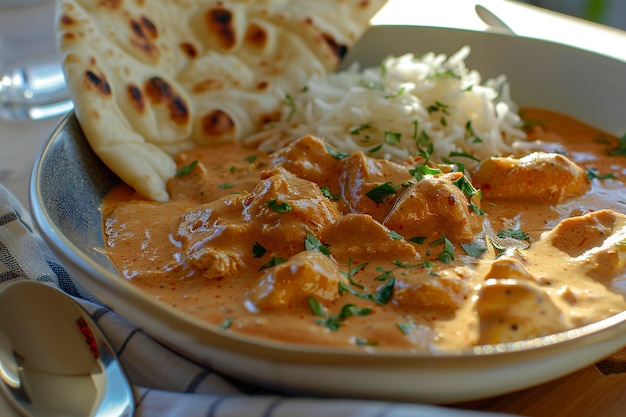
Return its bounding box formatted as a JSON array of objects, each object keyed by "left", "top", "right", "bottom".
[{"left": 518, "top": 0, "right": 626, "bottom": 30}]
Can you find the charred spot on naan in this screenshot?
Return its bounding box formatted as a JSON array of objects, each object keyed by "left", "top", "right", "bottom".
[
  {"left": 201, "top": 109, "right": 236, "bottom": 140},
  {"left": 144, "top": 77, "right": 191, "bottom": 127},
  {"left": 206, "top": 6, "right": 237, "bottom": 50},
  {"left": 129, "top": 16, "right": 160, "bottom": 61},
  {"left": 245, "top": 23, "right": 269, "bottom": 50},
  {"left": 180, "top": 42, "right": 198, "bottom": 59},
  {"left": 84, "top": 69, "right": 111, "bottom": 96},
  {"left": 127, "top": 84, "right": 145, "bottom": 113}
]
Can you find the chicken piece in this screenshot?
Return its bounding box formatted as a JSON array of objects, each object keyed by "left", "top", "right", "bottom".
[
  {"left": 484, "top": 257, "right": 535, "bottom": 281},
  {"left": 393, "top": 267, "right": 470, "bottom": 315},
  {"left": 340, "top": 151, "right": 414, "bottom": 221},
  {"left": 247, "top": 251, "right": 346, "bottom": 311},
  {"left": 545, "top": 209, "right": 626, "bottom": 286},
  {"left": 383, "top": 172, "right": 483, "bottom": 243},
  {"left": 320, "top": 213, "right": 419, "bottom": 262},
  {"left": 174, "top": 168, "right": 341, "bottom": 279},
  {"left": 475, "top": 278, "right": 570, "bottom": 344},
  {"left": 471, "top": 152, "right": 589, "bottom": 203},
  {"left": 269, "top": 135, "right": 344, "bottom": 192}
]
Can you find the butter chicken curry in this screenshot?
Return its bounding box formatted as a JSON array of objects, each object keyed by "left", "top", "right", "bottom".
[{"left": 102, "top": 108, "right": 626, "bottom": 352}]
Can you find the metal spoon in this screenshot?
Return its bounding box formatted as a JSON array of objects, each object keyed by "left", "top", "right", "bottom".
[
  {"left": 0, "top": 280, "right": 134, "bottom": 417},
  {"left": 475, "top": 4, "right": 516, "bottom": 35}
]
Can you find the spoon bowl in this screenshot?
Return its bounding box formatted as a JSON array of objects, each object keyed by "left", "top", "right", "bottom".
[{"left": 0, "top": 280, "right": 133, "bottom": 417}]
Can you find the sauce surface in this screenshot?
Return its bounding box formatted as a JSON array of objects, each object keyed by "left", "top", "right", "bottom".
[{"left": 102, "top": 108, "right": 626, "bottom": 352}]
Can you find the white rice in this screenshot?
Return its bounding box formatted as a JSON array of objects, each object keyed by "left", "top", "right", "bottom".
[{"left": 245, "top": 46, "right": 527, "bottom": 166}]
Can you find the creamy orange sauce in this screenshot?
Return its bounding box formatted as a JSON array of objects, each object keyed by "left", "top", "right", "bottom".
[{"left": 102, "top": 108, "right": 626, "bottom": 352}]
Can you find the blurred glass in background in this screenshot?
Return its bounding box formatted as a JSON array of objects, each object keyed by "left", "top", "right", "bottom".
[{"left": 0, "top": 0, "right": 72, "bottom": 121}]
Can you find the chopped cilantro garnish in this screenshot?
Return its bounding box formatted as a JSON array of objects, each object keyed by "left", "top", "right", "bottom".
[
  {"left": 264, "top": 199, "right": 292, "bottom": 213},
  {"left": 397, "top": 320, "right": 419, "bottom": 334},
  {"left": 350, "top": 123, "right": 371, "bottom": 136},
  {"left": 430, "top": 236, "right": 455, "bottom": 264},
  {"left": 252, "top": 242, "right": 267, "bottom": 258},
  {"left": 258, "top": 257, "right": 287, "bottom": 271},
  {"left": 320, "top": 186, "right": 339, "bottom": 200},
  {"left": 409, "top": 164, "right": 441, "bottom": 181},
  {"left": 409, "top": 236, "right": 427, "bottom": 244},
  {"left": 607, "top": 133, "right": 626, "bottom": 156},
  {"left": 587, "top": 169, "right": 617, "bottom": 180},
  {"left": 326, "top": 144, "right": 349, "bottom": 159},
  {"left": 243, "top": 155, "right": 258, "bottom": 164},
  {"left": 460, "top": 242, "right": 487, "bottom": 258},
  {"left": 497, "top": 229, "right": 530, "bottom": 240},
  {"left": 365, "top": 182, "right": 398, "bottom": 203},
  {"left": 304, "top": 233, "right": 331, "bottom": 255},
  {"left": 384, "top": 131, "right": 402, "bottom": 145},
  {"left": 388, "top": 230, "right": 403, "bottom": 241},
  {"left": 218, "top": 183, "right": 234, "bottom": 189},
  {"left": 384, "top": 87, "right": 405, "bottom": 99},
  {"left": 175, "top": 160, "right": 198, "bottom": 177},
  {"left": 219, "top": 317, "right": 234, "bottom": 329},
  {"left": 284, "top": 93, "right": 296, "bottom": 121},
  {"left": 448, "top": 151, "right": 481, "bottom": 163},
  {"left": 310, "top": 300, "right": 372, "bottom": 332},
  {"left": 374, "top": 268, "right": 395, "bottom": 281},
  {"left": 367, "top": 144, "right": 383, "bottom": 154},
  {"left": 338, "top": 277, "right": 395, "bottom": 306},
  {"left": 355, "top": 337, "right": 379, "bottom": 346}
]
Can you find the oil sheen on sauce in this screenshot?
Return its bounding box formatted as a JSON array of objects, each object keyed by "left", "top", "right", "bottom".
[{"left": 102, "top": 108, "right": 626, "bottom": 352}]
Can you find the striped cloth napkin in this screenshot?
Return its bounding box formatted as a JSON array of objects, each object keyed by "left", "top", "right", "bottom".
[{"left": 0, "top": 184, "right": 515, "bottom": 417}]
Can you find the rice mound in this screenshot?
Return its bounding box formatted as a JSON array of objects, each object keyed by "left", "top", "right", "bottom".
[{"left": 245, "top": 46, "right": 527, "bottom": 166}]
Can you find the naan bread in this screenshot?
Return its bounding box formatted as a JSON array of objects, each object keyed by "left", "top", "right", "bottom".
[{"left": 55, "top": 0, "right": 388, "bottom": 201}]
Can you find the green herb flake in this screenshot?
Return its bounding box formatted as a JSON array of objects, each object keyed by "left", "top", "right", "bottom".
[
  {"left": 219, "top": 317, "right": 234, "bottom": 330},
  {"left": 371, "top": 276, "right": 395, "bottom": 305},
  {"left": 326, "top": 144, "right": 349, "bottom": 160},
  {"left": 448, "top": 151, "right": 481, "bottom": 163},
  {"left": 460, "top": 242, "right": 487, "bottom": 258},
  {"left": 365, "top": 182, "right": 398, "bottom": 203},
  {"left": 350, "top": 123, "right": 371, "bottom": 136},
  {"left": 304, "top": 233, "right": 331, "bottom": 255},
  {"left": 243, "top": 155, "right": 258, "bottom": 164},
  {"left": 258, "top": 257, "right": 287, "bottom": 271},
  {"left": 320, "top": 186, "right": 339, "bottom": 200},
  {"left": 409, "top": 236, "right": 427, "bottom": 244},
  {"left": 606, "top": 135, "right": 626, "bottom": 156},
  {"left": 587, "top": 169, "right": 617, "bottom": 180},
  {"left": 409, "top": 164, "right": 441, "bottom": 181},
  {"left": 388, "top": 230, "right": 403, "bottom": 241},
  {"left": 384, "top": 131, "right": 402, "bottom": 145},
  {"left": 374, "top": 268, "right": 395, "bottom": 281},
  {"left": 308, "top": 296, "right": 326, "bottom": 317},
  {"left": 412, "top": 119, "right": 419, "bottom": 139},
  {"left": 175, "top": 160, "right": 199, "bottom": 177},
  {"left": 367, "top": 144, "right": 383, "bottom": 154},
  {"left": 284, "top": 93, "right": 296, "bottom": 121},
  {"left": 313, "top": 303, "right": 372, "bottom": 332},
  {"left": 264, "top": 199, "right": 292, "bottom": 213},
  {"left": 497, "top": 229, "right": 530, "bottom": 241},
  {"left": 252, "top": 242, "right": 267, "bottom": 258},
  {"left": 397, "top": 320, "right": 418, "bottom": 335},
  {"left": 355, "top": 337, "right": 379, "bottom": 346},
  {"left": 384, "top": 87, "right": 405, "bottom": 99},
  {"left": 218, "top": 183, "right": 234, "bottom": 189},
  {"left": 430, "top": 236, "right": 455, "bottom": 264}
]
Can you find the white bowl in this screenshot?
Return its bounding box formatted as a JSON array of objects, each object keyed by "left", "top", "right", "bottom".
[{"left": 30, "top": 25, "right": 626, "bottom": 404}]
